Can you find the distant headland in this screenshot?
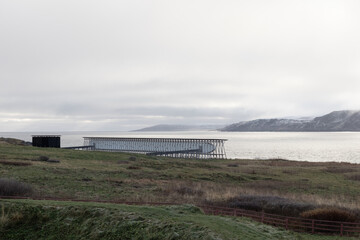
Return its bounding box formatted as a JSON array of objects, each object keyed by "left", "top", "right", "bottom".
[{"left": 133, "top": 124, "right": 225, "bottom": 132}]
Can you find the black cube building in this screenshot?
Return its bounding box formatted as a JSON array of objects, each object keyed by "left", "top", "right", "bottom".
[{"left": 32, "top": 135, "right": 61, "bottom": 148}]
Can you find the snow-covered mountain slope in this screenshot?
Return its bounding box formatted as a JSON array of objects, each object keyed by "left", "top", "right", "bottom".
[{"left": 222, "top": 110, "right": 360, "bottom": 131}]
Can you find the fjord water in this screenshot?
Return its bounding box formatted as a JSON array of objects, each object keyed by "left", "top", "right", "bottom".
[{"left": 2, "top": 131, "right": 360, "bottom": 163}]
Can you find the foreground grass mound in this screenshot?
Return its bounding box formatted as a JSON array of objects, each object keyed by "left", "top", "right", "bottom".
[{"left": 0, "top": 199, "right": 352, "bottom": 240}]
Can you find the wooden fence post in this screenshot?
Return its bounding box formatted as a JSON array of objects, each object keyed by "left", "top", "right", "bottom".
[
  {"left": 285, "top": 218, "right": 288, "bottom": 230},
  {"left": 340, "top": 224, "right": 343, "bottom": 236},
  {"left": 261, "top": 211, "right": 265, "bottom": 223},
  {"left": 312, "top": 220, "right": 315, "bottom": 234}
]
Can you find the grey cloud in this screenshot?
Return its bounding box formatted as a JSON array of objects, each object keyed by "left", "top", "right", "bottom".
[{"left": 1, "top": 0, "right": 360, "bottom": 131}]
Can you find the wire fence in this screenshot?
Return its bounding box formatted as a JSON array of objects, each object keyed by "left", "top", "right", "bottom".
[{"left": 1, "top": 196, "right": 360, "bottom": 237}]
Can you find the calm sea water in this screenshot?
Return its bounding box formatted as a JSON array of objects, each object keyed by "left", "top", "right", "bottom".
[{"left": 1, "top": 131, "right": 360, "bottom": 163}]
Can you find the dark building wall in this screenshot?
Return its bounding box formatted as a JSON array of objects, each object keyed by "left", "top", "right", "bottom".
[{"left": 32, "top": 136, "right": 61, "bottom": 148}]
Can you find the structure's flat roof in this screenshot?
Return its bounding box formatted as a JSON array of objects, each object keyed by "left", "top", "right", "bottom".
[
  {"left": 32, "top": 135, "right": 61, "bottom": 137},
  {"left": 83, "top": 137, "right": 227, "bottom": 141}
]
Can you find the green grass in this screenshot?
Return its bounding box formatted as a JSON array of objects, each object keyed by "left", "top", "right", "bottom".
[{"left": 0, "top": 199, "right": 354, "bottom": 240}]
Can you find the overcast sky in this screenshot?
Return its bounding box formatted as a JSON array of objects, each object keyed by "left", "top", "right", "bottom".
[{"left": 1, "top": 0, "right": 360, "bottom": 131}]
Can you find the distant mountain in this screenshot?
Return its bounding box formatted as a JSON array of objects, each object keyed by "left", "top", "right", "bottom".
[
  {"left": 221, "top": 119, "right": 307, "bottom": 131},
  {"left": 304, "top": 110, "right": 360, "bottom": 131},
  {"left": 221, "top": 110, "right": 360, "bottom": 132},
  {"left": 133, "top": 124, "right": 225, "bottom": 132}
]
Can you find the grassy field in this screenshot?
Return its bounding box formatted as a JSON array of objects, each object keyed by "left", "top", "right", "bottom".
[
  {"left": 1, "top": 139, "right": 360, "bottom": 210},
  {"left": 0, "top": 199, "right": 354, "bottom": 240},
  {"left": 2, "top": 138, "right": 360, "bottom": 238}
]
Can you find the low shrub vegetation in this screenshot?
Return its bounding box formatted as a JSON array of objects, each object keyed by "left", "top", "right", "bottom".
[
  {"left": 300, "top": 208, "right": 357, "bottom": 222},
  {"left": 226, "top": 164, "right": 238, "bottom": 167},
  {"left": 0, "top": 138, "right": 30, "bottom": 146},
  {"left": 346, "top": 174, "right": 360, "bottom": 181},
  {"left": 127, "top": 165, "right": 141, "bottom": 170},
  {"left": 0, "top": 178, "right": 33, "bottom": 196},
  {"left": 0, "top": 160, "right": 31, "bottom": 166},
  {"left": 35, "top": 156, "right": 49, "bottom": 162},
  {"left": 325, "top": 167, "right": 357, "bottom": 174},
  {"left": 212, "top": 195, "right": 316, "bottom": 217}
]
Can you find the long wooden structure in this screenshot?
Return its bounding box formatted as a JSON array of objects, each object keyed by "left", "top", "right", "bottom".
[{"left": 83, "top": 137, "right": 227, "bottom": 159}]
